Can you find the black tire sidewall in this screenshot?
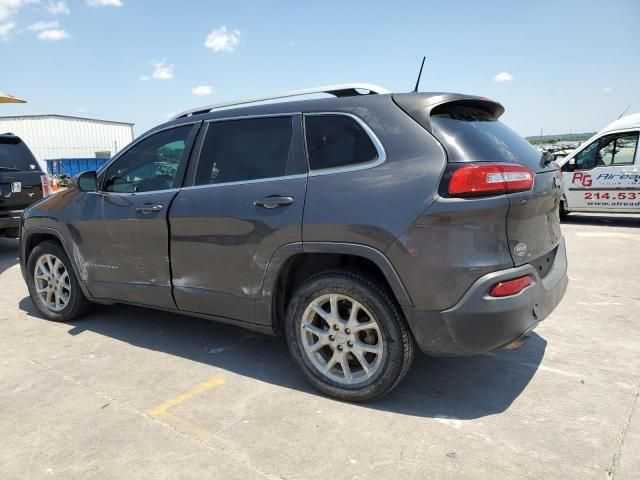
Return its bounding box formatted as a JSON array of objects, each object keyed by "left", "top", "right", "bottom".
[
  {"left": 26, "top": 241, "right": 88, "bottom": 322},
  {"left": 285, "top": 271, "right": 411, "bottom": 401}
]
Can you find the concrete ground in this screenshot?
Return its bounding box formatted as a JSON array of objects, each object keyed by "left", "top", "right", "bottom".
[{"left": 1, "top": 214, "right": 639, "bottom": 480}]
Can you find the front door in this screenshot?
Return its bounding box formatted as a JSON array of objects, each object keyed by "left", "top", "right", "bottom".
[
  {"left": 564, "top": 130, "right": 640, "bottom": 212},
  {"left": 169, "top": 115, "right": 306, "bottom": 324},
  {"left": 75, "top": 124, "right": 199, "bottom": 308}
]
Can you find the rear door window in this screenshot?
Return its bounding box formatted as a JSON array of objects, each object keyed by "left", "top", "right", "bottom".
[
  {"left": 194, "top": 116, "right": 293, "bottom": 185},
  {"left": 429, "top": 105, "right": 549, "bottom": 172},
  {"left": 304, "top": 115, "right": 378, "bottom": 171},
  {"left": 0, "top": 136, "right": 40, "bottom": 172}
]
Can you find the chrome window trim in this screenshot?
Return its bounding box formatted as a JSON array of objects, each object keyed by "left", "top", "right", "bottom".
[
  {"left": 181, "top": 174, "right": 307, "bottom": 191},
  {"left": 88, "top": 188, "right": 180, "bottom": 197},
  {"left": 303, "top": 112, "right": 387, "bottom": 177}
]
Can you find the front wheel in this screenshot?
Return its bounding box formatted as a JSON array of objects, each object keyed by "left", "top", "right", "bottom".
[
  {"left": 26, "top": 240, "right": 91, "bottom": 322},
  {"left": 560, "top": 199, "right": 570, "bottom": 219},
  {"left": 285, "top": 269, "right": 415, "bottom": 402}
]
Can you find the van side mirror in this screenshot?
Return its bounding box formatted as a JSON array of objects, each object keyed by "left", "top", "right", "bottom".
[
  {"left": 74, "top": 170, "right": 97, "bottom": 192},
  {"left": 563, "top": 158, "right": 576, "bottom": 172}
]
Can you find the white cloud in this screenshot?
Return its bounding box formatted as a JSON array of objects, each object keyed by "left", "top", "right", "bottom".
[
  {"left": 0, "top": 21, "right": 15, "bottom": 38},
  {"left": 192, "top": 85, "right": 213, "bottom": 96},
  {"left": 0, "top": 0, "right": 36, "bottom": 22},
  {"left": 28, "top": 20, "right": 59, "bottom": 31},
  {"left": 204, "top": 26, "right": 240, "bottom": 52},
  {"left": 140, "top": 59, "right": 174, "bottom": 81},
  {"left": 85, "top": 0, "right": 123, "bottom": 6},
  {"left": 151, "top": 59, "right": 174, "bottom": 80},
  {"left": 494, "top": 72, "right": 513, "bottom": 83},
  {"left": 603, "top": 86, "right": 612, "bottom": 93},
  {"left": 37, "top": 28, "right": 68, "bottom": 40},
  {"left": 46, "top": 1, "right": 69, "bottom": 15}
]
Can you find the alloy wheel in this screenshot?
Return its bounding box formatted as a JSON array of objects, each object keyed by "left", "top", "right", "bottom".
[
  {"left": 33, "top": 254, "right": 71, "bottom": 312},
  {"left": 300, "top": 293, "right": 384, "bottom": 385}
]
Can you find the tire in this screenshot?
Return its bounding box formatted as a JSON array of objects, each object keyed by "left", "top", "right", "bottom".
[
  {"left": 560, "top": 199, "right": 570, "bottom": 220},
  {"left": 26, "top": 240, "right": 91, "bottom": 322},
  {"left": 285, "top": 268, "right": 415, "bottom": 402}
]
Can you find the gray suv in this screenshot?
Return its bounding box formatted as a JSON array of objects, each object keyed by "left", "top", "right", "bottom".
[{"left": 19, "top": 84, "right": 568, "bottom": 401}]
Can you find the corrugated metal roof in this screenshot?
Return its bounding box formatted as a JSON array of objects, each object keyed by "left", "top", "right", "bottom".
[{"left": 0, "top": 114, "right": 134, "bottom": 126}]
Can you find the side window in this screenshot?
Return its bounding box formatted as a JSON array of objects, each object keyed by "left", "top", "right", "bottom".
[
  {"left": 103, "top": 125, "right": 192, "bottom": 193},
  {"left": 305, "top": 115, "right": 378, "bottom": 171},
  {"left": 575, "top": 140, "right": 599, "bottom": 170},
  {"left": 194, "top": 117, "right": 293, "bottom": 185},
  {"left": 598, "top": 132, "right": 638, "bottom": 166}
]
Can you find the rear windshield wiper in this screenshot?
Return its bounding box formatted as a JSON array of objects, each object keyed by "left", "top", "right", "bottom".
[{"left": 0, "top": 166, "right": 22, "bottom": 171}]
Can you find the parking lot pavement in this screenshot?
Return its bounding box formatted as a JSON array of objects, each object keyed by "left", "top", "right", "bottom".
[{"left": 1, "top": 214, "right": 639, "bottom": 480}]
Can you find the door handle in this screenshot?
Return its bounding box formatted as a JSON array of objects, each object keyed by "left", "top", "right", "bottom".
[
  {"left": 254, "top": 196, "right": 294, "bottom": 209},
  {"left": 136, "top": 203, "right": 164, "bottom": 214}
]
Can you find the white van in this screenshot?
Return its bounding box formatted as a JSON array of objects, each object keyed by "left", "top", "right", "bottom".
[{"left": 557, "top": 113, "right": 640, "bottom": 216}]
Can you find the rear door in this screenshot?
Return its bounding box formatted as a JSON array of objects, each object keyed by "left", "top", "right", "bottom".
[
  {"left": 428, "top": 104, "right": 563, "bottom": 266},
  {"left": 564, "top": 131, "right": 640, "bottom": 212},
  {"left": 73, "top": 124, "right": 198, "bottom": 308},
  {"left": 169, "top": 115, "right": 306, "bottom": 324}
]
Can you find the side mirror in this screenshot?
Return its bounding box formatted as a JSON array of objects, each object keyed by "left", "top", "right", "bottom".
[{"left": 74, "top": 170, "right": 97, "bottom": 192}]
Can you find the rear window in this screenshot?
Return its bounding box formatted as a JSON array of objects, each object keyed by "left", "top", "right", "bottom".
[
  {"left": 305, "top": 115, "right": 378, "bottom": 171},
  {"left": 430, "top": 106, "right": 545, "bottom": 170},
  {"left": 0, "top": 136, "right": 40, "bottom": 172},
  {"left": 194, "top": 116, "right": 293, "bottom": 185}
]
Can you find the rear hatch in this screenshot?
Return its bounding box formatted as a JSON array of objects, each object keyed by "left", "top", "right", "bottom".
[
  {"left": 0, "top": 134, "right": 44, "bottom": 212},
  {"left": 394, "top": 93, "right": 563, "bottom": 268}
]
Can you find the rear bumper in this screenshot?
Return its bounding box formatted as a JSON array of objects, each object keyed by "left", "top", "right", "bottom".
[
  {"left": 0, "top": 210, "right": 22, "bottom": 233},
  {"left": 403, "top": 237, "right": 568, "bottom": 356}
]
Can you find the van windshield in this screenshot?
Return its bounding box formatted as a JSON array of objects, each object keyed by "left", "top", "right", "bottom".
[
  {"left": 430, "top": 106, "right": 549, "bottom": 172},
  {"left": 0, "top": 137, "right": 41, "bottom": 172}
]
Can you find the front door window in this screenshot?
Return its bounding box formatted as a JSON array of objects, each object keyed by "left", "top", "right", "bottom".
[{"left": 103, "top": 125, "right": 193, "bottom": 193}]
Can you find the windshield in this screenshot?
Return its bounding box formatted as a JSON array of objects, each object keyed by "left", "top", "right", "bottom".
[
  {"left": 0, "top": 137, "right": 41, "bottom": 172},
  {"left": 430, "top": 106, "right": 550, "bottom": 172}
]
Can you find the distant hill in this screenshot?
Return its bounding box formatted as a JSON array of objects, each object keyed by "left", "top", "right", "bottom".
[{"left": 526, "top": 132, "right": 595, "bottom": 145}]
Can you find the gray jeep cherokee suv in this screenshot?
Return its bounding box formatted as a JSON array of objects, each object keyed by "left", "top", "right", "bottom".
[{"left": 20, "top": 84, "right": 568, "bottom": 401}]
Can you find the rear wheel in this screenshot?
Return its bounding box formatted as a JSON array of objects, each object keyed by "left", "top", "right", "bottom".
[
  {"left": 285, "top": 269, "right": 414, "bottom": 401},
  {"left": 27, "top": 241, "right": 91, "bottom": 322}
]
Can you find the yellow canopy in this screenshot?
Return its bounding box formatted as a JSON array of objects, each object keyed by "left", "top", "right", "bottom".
[{"left": 0, "top": 92, "right": 26, "bottom": 104}]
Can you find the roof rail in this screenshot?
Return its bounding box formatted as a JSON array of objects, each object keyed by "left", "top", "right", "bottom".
[{"left": 171, "top": 83, "right": 390, "bottom": 120}]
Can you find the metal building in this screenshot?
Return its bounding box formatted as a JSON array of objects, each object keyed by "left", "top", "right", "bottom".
[{"left": 0, "top": 114, "right": 134, "bottom": 170}]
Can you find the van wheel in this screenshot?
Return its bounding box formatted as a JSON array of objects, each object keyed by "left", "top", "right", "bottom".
[
  {"left": 285, "top": 269, "right": 415, "bottom": 402},
  {"left": 560, "top": 199, "right": 569, "bottom": 219},
  {"left": 27, "top": 241, "right": 91, "bottom": 322}
]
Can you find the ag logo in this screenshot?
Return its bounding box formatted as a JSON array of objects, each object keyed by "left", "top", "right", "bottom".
[
  {"left": 513, "top": 243, "right": 528, "bottom": 257},
  {"left": 571, "top": 172, "right": 592, "bottom": 187}
]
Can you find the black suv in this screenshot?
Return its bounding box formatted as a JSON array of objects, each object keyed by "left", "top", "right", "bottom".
[
  {"left": 1, "top": 133, "right": 44, "bottom": 238},
  {"left": 19, "top": 84, "right": 568, "bottom": 401}
]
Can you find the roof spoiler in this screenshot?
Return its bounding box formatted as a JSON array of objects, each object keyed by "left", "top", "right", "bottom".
[{"left": 393, "top": 92, "right": 505, "bottom": 132}]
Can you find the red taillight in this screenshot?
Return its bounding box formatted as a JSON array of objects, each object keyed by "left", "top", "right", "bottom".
[
  {"left": 489, "top": 275, "right": 532, "bottom": 297},
  {"left": 448, "top": 163, "right": 534, "bottom": 197}
]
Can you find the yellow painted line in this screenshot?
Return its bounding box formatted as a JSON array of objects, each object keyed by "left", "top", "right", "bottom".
[
  {"left": 147, "top": 375, "right": 225, "bottom": 439},
  {"left": 147, "top": 375, "right": 225, "bottom": 417}
]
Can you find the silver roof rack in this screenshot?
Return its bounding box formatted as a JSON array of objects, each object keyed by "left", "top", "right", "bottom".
[{"left": 172, "top": 83, "right": 390, "bottom": 120}]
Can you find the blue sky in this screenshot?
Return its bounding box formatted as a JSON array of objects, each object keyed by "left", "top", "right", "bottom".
[{"left": 1, "top": 0, "right": 639, "bottom": 137}]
